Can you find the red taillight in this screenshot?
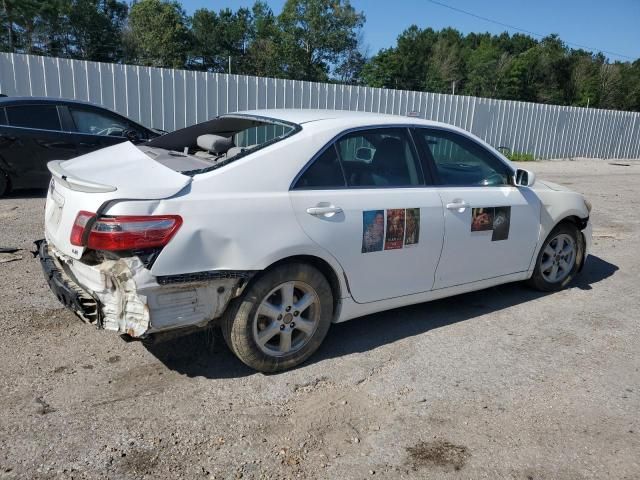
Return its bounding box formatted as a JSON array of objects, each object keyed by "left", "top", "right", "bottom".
[
  {"left": 70, "top": 211, "right": 96, "bottom": 246},
  {"left": 86, "top": 215, "right": 182, "bottom": 251}
]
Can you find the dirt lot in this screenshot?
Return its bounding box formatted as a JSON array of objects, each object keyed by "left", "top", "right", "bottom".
[{"left": 0, "top": 159, "right": 638, "bottom": 479}]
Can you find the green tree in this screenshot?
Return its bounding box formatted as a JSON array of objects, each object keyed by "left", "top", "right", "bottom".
[
  {"left": 68, "top": 0, "right": 127, "bottom": 62},
  {"left": 126, "top": 0, "right": 190, "bottom": 68},
  {"left": 244, "top": 1, "right": 283, "bottom": 77},
  {"left": 277, "top": 0, "right": 364, "bottom": 81},
  {"left": 424, "top": 29, "right": 463, "bottom": 93}
]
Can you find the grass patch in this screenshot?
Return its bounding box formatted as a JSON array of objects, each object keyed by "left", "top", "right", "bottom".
[{"left": 503, "top": 150, "right": 536, "bottom": 162}]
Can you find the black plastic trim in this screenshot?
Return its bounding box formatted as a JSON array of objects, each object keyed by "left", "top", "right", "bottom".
[
  {"left": 34, "top": 239, "right": 102, "bottom": 326},
  {"left": 157, "top": 270, "right": 257, "bottom": 285}
]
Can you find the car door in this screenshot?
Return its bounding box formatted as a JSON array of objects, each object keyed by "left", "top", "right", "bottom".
[
  {"left": 413, "top": 127, "right": 541, "bottom": 290},
  {"left": 0, "top": 104, "right": 77, "bottom": 189},
  {"left": 289, "top": 127, "right": 445, "bottom": 304},
  {"left": 65, "top": 105, "right": 148, "bottom": 155}
]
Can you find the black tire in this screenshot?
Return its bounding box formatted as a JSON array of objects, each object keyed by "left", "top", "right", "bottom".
[
  {"left": 0, "top": 168, "right": 9, "bottom": 197},
  {"left": 221, "top": 263, "right": 333, "bottom": 373},
  {"left": 528, "top": 222, "right": 584, "bottom": 292}
]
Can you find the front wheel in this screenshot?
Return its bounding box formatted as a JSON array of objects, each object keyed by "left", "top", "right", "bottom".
[
  {"left": 222, "top": 263, "right": 333, "bottom": 373},
  {"left": 528, "top": 223, "right": 583, "bottom": 291}
]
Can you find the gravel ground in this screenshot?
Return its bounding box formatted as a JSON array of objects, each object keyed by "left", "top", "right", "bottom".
[{"left": 0, "top": 159, "right": 638, "bottom": 479}]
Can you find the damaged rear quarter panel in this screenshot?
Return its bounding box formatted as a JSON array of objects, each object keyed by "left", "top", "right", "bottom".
[{"left": 52, "top": 247, "right": 240, "bottom": 337}]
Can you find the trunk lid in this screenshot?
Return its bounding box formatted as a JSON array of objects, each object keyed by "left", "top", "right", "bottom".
[{"left": 45, "top": 141, "right": 191, "bottom": 259}]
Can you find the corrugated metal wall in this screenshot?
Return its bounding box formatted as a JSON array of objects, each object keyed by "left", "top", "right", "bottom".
[{"left": 1, "top": 52, "right": 639, "bottom": 159}]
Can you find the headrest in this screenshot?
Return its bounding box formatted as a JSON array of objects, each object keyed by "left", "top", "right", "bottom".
[
  {"left": 372, "top": 137, "right": 403, "bottom": 169},
  {"left": 197, "top": 134, "right": 234, "bottom": 154}
]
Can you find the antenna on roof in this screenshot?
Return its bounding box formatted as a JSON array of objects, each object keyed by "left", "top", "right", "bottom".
[{"left": 406, "top": 111, "right": 420, "bottom": 117}]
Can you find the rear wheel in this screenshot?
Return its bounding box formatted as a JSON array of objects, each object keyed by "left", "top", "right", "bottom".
[
  {"left": 0, "top": 168, "right": 9, "bottom": 197},
  {"left": 528, "top": 223, "right": 583, "bottom": 291},
  {"left": 222, "top": 263, "right": 333, "bottom": 373}
]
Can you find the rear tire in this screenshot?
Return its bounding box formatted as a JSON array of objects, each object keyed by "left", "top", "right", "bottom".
[
  {"left": 0, "top": 169, "right": 9, "bottom": 197},
  {"left": 528, "top": 222, "right": 583, "bottom": 292},
  {"left": 222, "top": 263, "right": 333, "bottom": 373}
]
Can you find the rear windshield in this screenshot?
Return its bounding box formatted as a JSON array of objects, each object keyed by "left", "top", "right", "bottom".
[{"left": 144, "top": 115, "right": 299, "bottom": 175}]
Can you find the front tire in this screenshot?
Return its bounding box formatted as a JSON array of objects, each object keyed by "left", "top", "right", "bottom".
[
  {"left": 222, "top": 263, "right": 333, "bottom": 373},
  {"left": 528, "top": 222, "right": 583, "bottom": 291}
]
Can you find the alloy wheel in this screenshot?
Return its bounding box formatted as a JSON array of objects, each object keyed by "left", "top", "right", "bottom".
[
  {"left": 252, "top": 281, "right": 321, "bottom": 357},
  {"left": 540, "top": 233, "right": 577, "bottom": 283}
]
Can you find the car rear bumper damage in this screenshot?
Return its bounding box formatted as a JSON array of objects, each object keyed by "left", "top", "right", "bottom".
[{"left": 35, "top": 239, "right": 249, "bottom": 338}]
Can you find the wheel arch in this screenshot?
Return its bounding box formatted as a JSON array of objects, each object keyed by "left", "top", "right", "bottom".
[
  {"left": 555, "top": 214, "right": 588, "bottom": 231},
  {"left": 535, "top": 214, "right": 588, "bottom": 273},
  {"left": 250, "top": 254, "right": 344, "bottom": 320}
]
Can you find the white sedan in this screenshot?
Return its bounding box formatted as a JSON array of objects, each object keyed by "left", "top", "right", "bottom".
[{"left": 38, "top": 109, "right": 592, "bottom": 372}]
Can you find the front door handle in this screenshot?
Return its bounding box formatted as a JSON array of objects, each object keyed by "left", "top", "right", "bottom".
[
  {"left": 306, "top": 205, "right": 343, "bottom": 217},
  {"left": 446, "top": 200, "right": 470, "bottom": 211}
]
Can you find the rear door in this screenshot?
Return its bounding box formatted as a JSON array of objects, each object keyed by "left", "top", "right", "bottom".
[
  {"left": 0, "top": 104, "right": 77, "bottom": 188},
  {"left": 290, "top": 127, "right": 445, "bottom": 304},
  {"left": 414, "top": 127, "right": 541, "bottom": 289}
]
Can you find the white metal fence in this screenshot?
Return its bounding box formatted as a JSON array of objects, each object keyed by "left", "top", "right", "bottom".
[{"left": 1, "top": 52, "right": 639, "bottom": 159}]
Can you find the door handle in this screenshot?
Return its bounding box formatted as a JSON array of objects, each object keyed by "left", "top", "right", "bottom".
[
  {"left": 306, "top": 205, "right": 343, "bottom": 217},
  {"left": 446, "top": 200, "right": 470, "bottom": 211}
]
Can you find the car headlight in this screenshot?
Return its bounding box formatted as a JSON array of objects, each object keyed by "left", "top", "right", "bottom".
[{"left": 583, "top": 196, "right": 592, "bottom": 213}]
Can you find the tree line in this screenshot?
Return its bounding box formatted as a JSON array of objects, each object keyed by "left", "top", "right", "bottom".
[{"left": 1, "top": 0, "right": 639, "bottom": 111}]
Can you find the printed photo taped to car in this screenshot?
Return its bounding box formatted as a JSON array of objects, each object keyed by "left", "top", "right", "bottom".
[
  {"left": 384, "top": 209, "right": 405, "bottom": 250},
  {"left": 362, "top": 210, "right": 385, "bottom": 253},
  {"left": 404, "top": 208, "right": 420, "bottom": 246},
  {"left": 471, "top": 207, "right": 494, "bottom": 232},
  {"left": 492, "top": 206, "right": 511, "bottom": 241}
]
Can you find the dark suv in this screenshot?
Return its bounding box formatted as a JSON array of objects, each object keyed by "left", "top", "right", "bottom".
[{"left": 0, "top": 97, "right": 161, "bottom": 196}]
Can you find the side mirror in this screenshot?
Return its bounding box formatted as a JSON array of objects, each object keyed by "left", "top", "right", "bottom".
[
  {"left": 515, "top": 168, "right": 536, "bottom": 187},
  {"left": 124, "top": 129, "right": 142, "bottom": 143}
]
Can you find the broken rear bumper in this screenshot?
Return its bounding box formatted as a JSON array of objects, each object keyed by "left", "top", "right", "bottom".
[
  {"left": 36, "top": 239, "right": 244, "bottom": 338},
  {"left": 35, "top": 239, "right": 101, "bottom": 325}
]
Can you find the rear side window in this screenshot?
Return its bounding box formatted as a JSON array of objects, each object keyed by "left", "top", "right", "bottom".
[
  {"left": 293, "top": 145, "right": 345, "bottom": 189},
  {"left": 6, "top": 105, "right": 61, "bottom": 131},
  {"left": 235, "top": 123, "right": 294, "bottom": 148},
  {"left": 337, "top": 128, "right": 423, "bottom": 187}
]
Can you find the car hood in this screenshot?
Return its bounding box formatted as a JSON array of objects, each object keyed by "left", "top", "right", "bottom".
[{"left": 532, "top": 179, "right": 574, "bottom": 193}]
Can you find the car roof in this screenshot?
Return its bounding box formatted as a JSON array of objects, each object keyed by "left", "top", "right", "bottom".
[
  {"left": 0, "top": 96, "right": 152, "bottom": 131},
  {"left": 0, "top": 96, "right": 108, "bottom": 108},
  {"left": 227, "top": 108, "right": 453, "bottom": 129}
]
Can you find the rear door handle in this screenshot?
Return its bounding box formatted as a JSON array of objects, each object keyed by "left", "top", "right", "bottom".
[
  {"left": 306, "top": 205, "right": 343, "bottom": 217},
  {"left": 446, "top": 200, "right": 470, "bottom": 211}
]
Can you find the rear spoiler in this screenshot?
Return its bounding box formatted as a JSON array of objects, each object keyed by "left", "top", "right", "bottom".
[{"left": 48, "top": 161, "right": 117, "bottom": 193}]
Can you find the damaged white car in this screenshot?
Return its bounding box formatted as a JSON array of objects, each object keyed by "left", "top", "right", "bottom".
[{"left": 38, "top": 109, "right": 592, "bottom": 372}]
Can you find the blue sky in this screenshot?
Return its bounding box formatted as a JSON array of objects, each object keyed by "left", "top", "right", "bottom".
[{"left": 180, "top": 0, "right": 640, "bottom": 62}]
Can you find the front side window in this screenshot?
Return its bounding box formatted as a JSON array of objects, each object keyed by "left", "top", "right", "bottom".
[
  {"left": 6, "top": 105, "right": 61, "bottom": 131},
  {"left": 416, "top": 129, "right": 511, "bottom": 186},
  {"left": 337, "top": 128, "right": 423, "bottom": 187},
  {"left": 69, "top": 107, "right": 131, "bottom": 137}
]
